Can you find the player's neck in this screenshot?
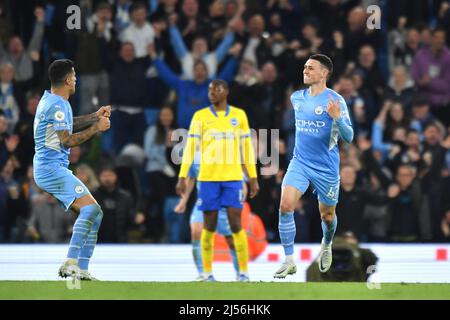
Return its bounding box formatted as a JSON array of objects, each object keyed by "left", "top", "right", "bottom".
[
  {"left": 308, "top": 83, "right": 327, "bottom": 97},
  {"left": 51, "top": 87, "right": 70, "bottom": 101},
  {"left": 213, "top": 101, "right": 227, "bottom": 111}
]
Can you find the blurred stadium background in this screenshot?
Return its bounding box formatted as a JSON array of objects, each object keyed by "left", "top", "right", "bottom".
[{"left": 1, "top": 0, "right": 450, "bottom": 291}]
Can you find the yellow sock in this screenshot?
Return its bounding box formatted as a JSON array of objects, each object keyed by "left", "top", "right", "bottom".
[
  {"left": 201, "top": 229, "right": 215, "bottom": 273},
  {"left": 232, "top": 229, "right": 249, "bottom": 273}
]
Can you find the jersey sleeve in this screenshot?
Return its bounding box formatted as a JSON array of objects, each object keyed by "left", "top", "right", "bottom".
[
  {"left": 47, "top": 103, "right": 70, "bottom": 131},
  {"left": 239, "top": 110, "right": 257, "bottom": 179},
  {"left": 336, "top": 96, "right": 354, "bottom": 143}
]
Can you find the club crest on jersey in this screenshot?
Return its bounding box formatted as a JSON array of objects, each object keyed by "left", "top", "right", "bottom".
[
  {"left": 55, "top": 110, "right": 65, "bottom": 121},
  {"left": 230, "top": 118, "right": 238, "bottom": 126},
  {"left": 315, "top": 106, "right": 324, "bottom": 115},
  {"left": 75, "top": 185, "right": 84, "bottom": 194}
]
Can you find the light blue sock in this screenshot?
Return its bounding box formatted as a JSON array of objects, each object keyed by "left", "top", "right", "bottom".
[
  {"left": 229, "top": 249, "right": 239, "bottom": 276},
  {"left": 322, "top": 215, "right": 337, "bottom": 245},
  {"left": 78, "top": 208, "right": 103, "bottom": 270},
  {"left": 192, "top": 240, "right": 203, "bottom": 274},
  {"left": 279, "top": 210, "right": 296, "bottom": 256},
  {"left": 67, "top": 204, "right": 101, "bottom": 259}
]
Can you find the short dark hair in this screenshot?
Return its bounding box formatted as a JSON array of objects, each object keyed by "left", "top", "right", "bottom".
[
  {"left": 309, "top": 54, "right": 333, "bottom": 78},
  {"left": 210, "top": 79, "right": 229, "bottom": 90},
  {"left": 412, "top": 96, "right": 429, "bottom": 107},
  {"left": 432, "top": 27, "right": 446, "bottom": 36},
  {"left": 48, "top": 59, "right": 74, "bottom": 87},
  {"left": 130, "top": 1, "right": 148, "bottom": 14}
]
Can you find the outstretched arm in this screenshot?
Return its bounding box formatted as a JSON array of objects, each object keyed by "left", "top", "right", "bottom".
[
  {"left": 215, "top": 31, "right": 235, "bottom": 63},
  {"left": 169, "top": 25, "right": 189, "bottom": 59}
]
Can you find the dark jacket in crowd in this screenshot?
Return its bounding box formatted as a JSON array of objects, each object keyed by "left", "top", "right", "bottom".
[{"left": 94, "top": 186, "right": 135, "bottom": 243}]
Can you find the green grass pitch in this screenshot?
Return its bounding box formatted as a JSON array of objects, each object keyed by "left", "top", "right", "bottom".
[{"left": 1, "top": 281, "right": 450, "bottom": 300}]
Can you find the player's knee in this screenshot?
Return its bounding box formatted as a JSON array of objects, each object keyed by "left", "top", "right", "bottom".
[
  {"left": 191, "top": 229, "right": 202, "bottom": 241},
  {"left": 280, "top": 200, "right": 296, "bottom": 213},
  {"left": 320, "top": 211, "right": 335, "bottom": 224}
]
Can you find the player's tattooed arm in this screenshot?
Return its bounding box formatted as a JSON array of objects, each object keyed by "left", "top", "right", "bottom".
[
  {"left": 72, "top": 113, "right": 98, "bottom": 132},
  {"left": 57, "top": 117, "right": 110, "bottom": 147},
  {"left": 73, "top": 106, "right": 112, "bottom": 132}
]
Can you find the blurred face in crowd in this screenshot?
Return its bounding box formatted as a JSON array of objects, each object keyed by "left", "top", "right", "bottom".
[
  {"left": 351, "top": 72, "right": 363, "bottom": 90},
  {"left": 225, "top": 1, "right": 238, "bottom": 18},
  {"left": 182, "top": 0, "right": 199, "bottom": 18},
  {"left": 1, "top": 159, "right": 14, "bottom": 179},
  {"left": 396, "top": 165, "right": 416, "bottom": 189},
  {"left": 209, "top": 0, "right": 224, "bottom": 17},
  {"left": 338, "top": 77, "right": 354, "bottom": 96},
  {"left": 163, "top": 0, "right": 177, "bottom": 7},
  {"left": 0, "top": 115, "right": 7, "bottom": 134},
  {"left": 27, "top": 94, "right": 40, "bottom": 115},
  {"left": 424, "top": 124, "right": 442, "bottom": 145},
  {"left": 359, "top": 45, "right": 376, "bottom": 69},
  {"left": 303, "top": 59, "right": 328, "bottom": 86},
  {"left": 192, "top": 37, "right": 208, "bottom": 57},
  {"left": 159, "top": 107, "right": 174, "bottom": 127},
  {"left": 389, "top": 102, "right": 405, "bottom": 122},
  {"left": 248, "top": 15, "right": 265, "bottom": 37},
  {"left": 406, "top": 28, "right": 420, "bottom": 49},
  {"left": 340, "top": 165, "right": 357, "bottom": 187},
  {"left": 0, "top": 63, "right": 14, "bottom": 83},
  {"left": 412, "top": 104, "right": 429, "bottom": 120},
  {"left": 131, "top": 7, "right": 148, "bottom": 27},
  {"left": 261, "top": 62, "right": 277, "bottom": 83},
  {"left": 96, "top": 5, "right": 112, "bottom": 22},
  {"left": 193, "top": 61, "right": 208, "bottom": 83},
  {"left": 392, "top": 127, "right": 406, "bottom": 142},
  {"left": 392, "top": 66, "right": 407, "bottom": 88},
  {"left": 420, "top": 28, "right": 432, "bottom": 47},
  {"left": 120, "top": 43, "right": 135, "bottom": 62},
  {"left": 431, "top": 30, "right": 446, "bottom": 53},
  {"left": 100, "top": 169, "right": 118, "bottom": 189},
  {"left": 347, "top": 7, "right": 366, "bottom": 32},
  {"left": 406, "top": 131, "right": 421, "bottom": 149},
  {"left": 302, "top": 23, "right": 318, "bottom": 40},
  {"left": 8, "top": 36, "right": 24, "bottom": 57},
  {"left": 239, "top": 59, "right": 256, "bottom": 77},
  {"left": 208, "top": 81, "right": 228, "bottom": 105}
]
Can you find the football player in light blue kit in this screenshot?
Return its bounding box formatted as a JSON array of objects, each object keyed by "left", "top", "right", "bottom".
[
  {"left": 174, "top": 156, "right": 240, "bottom": 280},
  {"left": 274, "top": 54, "right": 354, "bottom": 278},
  {"left": 33, "top": 59, "right": 111, "bottom": 280}
]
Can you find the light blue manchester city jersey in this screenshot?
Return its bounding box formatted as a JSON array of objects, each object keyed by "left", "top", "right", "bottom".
[
  {"left": 291, "top": 88, "right": 353, "bottom": 175},
  {"left": 33, "top": 90, "right": 73, "bottom": 169}
]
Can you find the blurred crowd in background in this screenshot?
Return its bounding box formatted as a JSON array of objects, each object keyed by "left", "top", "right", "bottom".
[{"left": 1, "top": 0, "right": 450, "bottom": 244}]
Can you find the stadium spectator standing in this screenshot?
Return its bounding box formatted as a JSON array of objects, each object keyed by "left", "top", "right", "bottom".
[
  {"left": 74, "top": 2, "right": 115, "bottom": 116},
  {"left": 144, "top": 106, "right": 185, "bottom": 243},
  {"left": 411, "top": 28, "right": 450, "bottom": 125},
  {"left": 26, "top": 194, "right": 73, "bottom": 243},
  {"left": 0, "top": 7, "right": 44, "bottom": 90},
  {"left": 94, "top": 167, "right": 138, "bottom": 243},
  {"left": 149, "top": 43, "right": 240, "bottom": 128}
]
